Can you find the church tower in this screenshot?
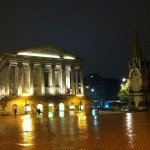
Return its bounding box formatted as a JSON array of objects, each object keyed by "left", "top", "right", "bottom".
[{"left": 128, "top": 29, "right": 150, "bottom": 110}]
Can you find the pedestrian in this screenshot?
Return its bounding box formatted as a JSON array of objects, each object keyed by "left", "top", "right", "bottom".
[
  {"left": 37, "top": 108, "right": 41, "bottom": 116},
  {"left": 14, "top": 108, "right": 17, "bottom": 116}
]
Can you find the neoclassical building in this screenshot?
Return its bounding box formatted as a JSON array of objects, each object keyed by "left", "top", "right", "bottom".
[
  {"left": 0, "top": 43, "right": 90, "bottom": 115},
  {"left": 128, "top": 30, "right": 150, "bottom": 110}
]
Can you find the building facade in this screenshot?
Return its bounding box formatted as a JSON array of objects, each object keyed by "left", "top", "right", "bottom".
[
  {"left": 128, "top": 30, "right": 150, "bottom": 110},
  {"left": 0, "top": 44, "right": 91, "bottom": 114}
]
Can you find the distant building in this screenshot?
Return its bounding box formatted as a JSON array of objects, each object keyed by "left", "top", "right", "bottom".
[
  {"left": 128, "top": 30, "right": 150, "bottom": 110},
  {"left": 0, "top": 43, "right": 92, "bottom": 114},
  {"left": 84, "top": 73, "right": 121, "bottom": 108},
  {"left": 104, "top": 78, "right": 121, "bottom": 100}
]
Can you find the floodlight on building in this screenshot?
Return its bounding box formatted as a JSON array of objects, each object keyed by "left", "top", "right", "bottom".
[
  {"left": 63, "top": 56, "right": 75, "bottom": 60},
  {"left": 22, "top": 93, "right": 29, "bottom": 97},
  {"left": 17, "top": 52, "right": 60, "bottom": 58}
]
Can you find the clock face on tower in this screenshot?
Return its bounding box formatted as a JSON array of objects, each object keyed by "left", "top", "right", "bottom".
[{"left": 131, "top": 71, "right": 141, "bottom": 92}]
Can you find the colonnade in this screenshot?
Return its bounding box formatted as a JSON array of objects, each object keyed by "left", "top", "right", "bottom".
[{"left": 0, "top": 62, "right": 84, "bottom": 97}]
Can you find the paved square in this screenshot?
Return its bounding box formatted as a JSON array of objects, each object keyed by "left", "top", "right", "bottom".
[{"left": 0, "top": 111, "right": 150, "bottom": 150}]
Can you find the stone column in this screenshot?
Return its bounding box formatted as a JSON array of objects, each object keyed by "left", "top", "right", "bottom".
[
  {"left": 22, "top": 64, "right": 30, "bottom": 94},
  {"left": 5, "top": 62, "right": 10, "bottom": 96},
  {"left": 71, "top": 65, "right": 75, "bottom": 95},
  {"left": 48, "top": 66, "right": 52, "bottom": 93},
  {"left": 15, "top": 65, "right": 18, "bottom": 95},
  {"left": 66, "top": 66, "right": 70, "bottom": 94},
  {"left": 0, "top": 73, "right": 1, "bottom": 95},
  {"left": 80, "top": 65, "right": 84, "bottom": 95},
  {"left": 41, "top": 64, "right": 45, "bottom": 95},
  {"left": 59, "top": 67, "right": 62, "bottom": 94},
  {"left": 51, "top": 64, "right": 56, "bottom": 95},
  {"left": 62, "top": 65, "right": 66, "bottom": 94},
  {"left": 1, "top": 70, "right": 5, "bottom": 95},
  {"left": 9, "top": 65, "right": 16, "bottom": 95},
  {"left": 17, "top": 62, "right": 23, "bottom": 96},
  {"left": 29, "top": 63, "right": 34, "bottom": 96},
  {"left": 75, "top": 68, "right": 79, "bottom": 95}
]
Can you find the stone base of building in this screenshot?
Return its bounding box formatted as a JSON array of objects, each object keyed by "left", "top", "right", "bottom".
[
  {"left": 129, "top": 101, "right": 147, "bottom": 110},
  {"left": 0, "top": 95, "right": 92, "bottom": 115},
  {"left": 128, "top": 93, "right": 150, "bottom": 111}
]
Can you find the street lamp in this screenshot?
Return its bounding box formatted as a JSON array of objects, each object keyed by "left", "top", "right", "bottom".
[{"left": 122, "top": 78, "right": 127, "bottom": 83}]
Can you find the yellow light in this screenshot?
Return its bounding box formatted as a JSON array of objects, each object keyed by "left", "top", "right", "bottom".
[
  {"left": 48, "top": 112, "right": 54, "bottom": 118},
  {"left": 69, "top": 105, "right": 74, "bottom": 109},
  {"left": 59, "top": 111, "right": 64, "bottom": 117},
  {"left": 80, "top": 105, "right": 84, "bottom": 110},
  {"left": 63, "top": 56, "right": 75, "bottom": 60},
  {"left": 48, "top": 103, "right": 54, "bottom": 106},
  {"left": 22, "top": 115, "right": 32, "bottom": 132},
  {"left": 126, "top": 113, "right": 134, "bottom": 148},
  {"left": 77, "top": 94, "right": 84, "bottom": 98},
  {"left": 18, "top": 88, "right": 22, "bottom": 96},
  {"left": 29, "top": 88, "right": 33, "bottom": 95},
  {"left": 25, "top": 105, "right": 31, "bottom": 112},
  {"left": 69, "top": 110, "right": 74, "bottom": 116},
  {"left": 17, "top": 52, "right": 60, "bottom": 58},
  {"left": 22, "top": 93, "right": 29, "bottom": 97}
]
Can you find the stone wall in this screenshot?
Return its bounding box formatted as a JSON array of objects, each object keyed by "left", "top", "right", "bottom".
[{"left": 0, "top": 95, "right": 92, "bottom": 115}]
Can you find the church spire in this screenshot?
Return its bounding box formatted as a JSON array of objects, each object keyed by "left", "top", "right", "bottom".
[{"left": 131, "top": 27, "right": 142, "bottom": 58}]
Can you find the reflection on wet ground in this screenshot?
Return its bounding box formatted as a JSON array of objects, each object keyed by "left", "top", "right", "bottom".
[{"left": 0, "top": 110, "right": 150, "bottom": 150}]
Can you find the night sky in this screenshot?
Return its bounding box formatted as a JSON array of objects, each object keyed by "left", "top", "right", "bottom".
[{"left": 0, "top": 0, "right": 150, "bottom": 79}]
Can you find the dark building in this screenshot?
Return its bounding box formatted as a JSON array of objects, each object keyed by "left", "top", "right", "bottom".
[{"left": 84, "top": 73, "right": 121, "bottom": 108}]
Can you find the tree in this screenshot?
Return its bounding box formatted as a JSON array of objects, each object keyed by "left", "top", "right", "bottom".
[{"left": 118, "top": 79, "right": 130, "bottom": 103}]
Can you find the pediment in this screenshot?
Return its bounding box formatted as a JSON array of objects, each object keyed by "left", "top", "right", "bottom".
[{"left": 3, "top": 43, "right": 83, "bottom": 61}]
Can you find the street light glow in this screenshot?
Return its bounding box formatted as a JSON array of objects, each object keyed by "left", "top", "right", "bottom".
[
  {"left": 91, "top": 89, "right": 94, "bottom": 92},
  {"left": 122, "top": 78, "right": 126, "bottom": 82}
]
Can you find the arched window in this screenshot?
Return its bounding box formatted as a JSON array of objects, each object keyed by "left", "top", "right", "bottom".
[
  {"left": 59, "top": 103, "right": 65, "bottom": 111},
  {"left": 25, "top": 104, "right": 31, "bottom": 114},
  {"left": 37, "top": 104, "right": 43, "bottom": 112},
  {"left": 69, "top": 102, "right": 74, "bottom": 110},
  {"left": 48, "top": 103, "right": 55, "bottom": 112}
]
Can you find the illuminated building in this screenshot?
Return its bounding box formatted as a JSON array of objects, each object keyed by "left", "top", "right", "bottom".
[{"left": 0, "top": 43, "right": 90, "bottom": 114}]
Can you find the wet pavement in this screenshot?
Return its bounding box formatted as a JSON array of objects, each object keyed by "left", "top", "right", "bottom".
[{"left": 0, "top": 110, "right": 150, "bottom": 150}]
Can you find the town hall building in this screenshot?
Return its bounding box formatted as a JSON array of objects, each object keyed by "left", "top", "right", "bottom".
[{"left": 0, "top": 43, "right": 90, "bottom": 115}]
